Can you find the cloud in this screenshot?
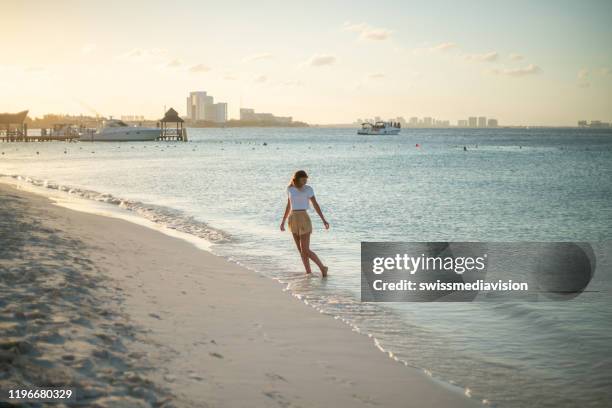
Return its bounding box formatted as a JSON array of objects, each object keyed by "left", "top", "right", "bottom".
[
  {"left": 282, "top": 79, "right": 304, "bottom": 87},
  {"left": 81, "top": 44, "right": 96, "bottom": 55},
  {"left": 223, "top": 73, "right": 238, "bottom": 80},
  {"left": 509, "top": 53, "right": 524, "bottom": 61},
  {"left": 25, "top": 66, "right": 45, "bottom": 72},
  {"left": 120, "top": 48, "right": 167, "bottom": 60},
  {"left": 125, "top": 48, "right": 144, "bottom": 58},
  {"left": 577, "top": 68, "right": 590, "bottom": 87},
  {"left": 465, "top": 51, "right": 499, "bottom": 62},
  {"left": 430, "top": 42, "right": 457, "bottom": 52},
  {"left": 367, "top": 73, "right": 385, "bottom": 79},
  {"left": 189, "top": 64, "right": 211, "bottom": 73},
  {"left": 254, "top": 74, "right": 267, "bottom": 83},
  {"left": 243, "top": 52, "right": 274, "bottom": 63},
  {"left": 412, "top": 42, "right": 459, "bottom": 55},
  {"left": 343, "top": 22, "right": 392, "bottom": 41},
  {"left": 166, "top": 58, "right": 183, "bottom": 68},
  {"left": 306, "top": 54, "right": 336, "bottom": 67},
  {"left": 491, "top": 64, "right": 542, "bottom": 77}
]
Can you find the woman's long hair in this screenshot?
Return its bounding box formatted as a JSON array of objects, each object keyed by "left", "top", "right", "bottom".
[{"left": 289, "top": 170, "right": 308, "bottom": 187}]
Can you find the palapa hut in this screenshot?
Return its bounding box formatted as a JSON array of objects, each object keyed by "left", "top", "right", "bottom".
[
  {"left": 159, "top": 108, "right": 187, "bottom": 141},
  {"left": 0, "top": 110, "right": 28, "bottom": 141}
]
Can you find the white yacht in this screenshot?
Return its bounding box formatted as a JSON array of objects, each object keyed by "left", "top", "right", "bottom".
[
  {"left": 357, "top": 121, "right": 401, "bottom": 135},
  {"left": 79, "top": 119, "right": 160, "bottom": 142}
]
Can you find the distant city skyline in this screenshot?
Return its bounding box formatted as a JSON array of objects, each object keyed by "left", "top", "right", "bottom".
[
  {"left": 356, "top": 115, "right": 498, "bottom": 128},
  {"left": 186, "top": 91, "right": 227, "bottom": 123},
  {"left": 1, "top": 0, "right": 611, "bottom": 126}
]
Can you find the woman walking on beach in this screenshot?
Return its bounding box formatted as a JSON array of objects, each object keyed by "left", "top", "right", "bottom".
[{"left": 280, "top": 170, "right": 329, "bottom": 277}]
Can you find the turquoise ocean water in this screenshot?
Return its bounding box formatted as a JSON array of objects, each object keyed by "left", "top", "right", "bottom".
[{"left": 1, "top": 127, "right": 611, "bottom": 407}]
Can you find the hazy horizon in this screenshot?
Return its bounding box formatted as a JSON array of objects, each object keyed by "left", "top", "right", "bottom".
[{"left": 1, "top": 0, "right": 611, "bottom": 126}]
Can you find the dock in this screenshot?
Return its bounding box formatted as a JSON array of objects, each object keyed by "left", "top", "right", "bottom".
[
  {"left": 1, "top": 108, "right": 187, "bottom": 142},
  {"left": 0, "top": 134, "right": 80, "bottom": 142}
]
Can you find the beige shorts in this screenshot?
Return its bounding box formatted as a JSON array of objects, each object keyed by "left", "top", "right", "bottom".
[{"left": 288, "top": 211, "right": 312, "bottom": 235}]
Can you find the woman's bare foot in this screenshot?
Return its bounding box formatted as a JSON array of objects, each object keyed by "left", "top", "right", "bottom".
[{"left": 321, "top": 266, "right": 328, "bottom": 278}]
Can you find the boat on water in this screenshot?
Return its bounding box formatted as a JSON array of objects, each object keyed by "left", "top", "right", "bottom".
[
  {"left": 79, "top": 119, "right": 160, "bottom": 142},
  {"left": 357, "top": 121, "right": 401, "bottom": 135}
]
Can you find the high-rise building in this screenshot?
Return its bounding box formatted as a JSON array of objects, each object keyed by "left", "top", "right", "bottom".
[
  {"left": 409, "top": 117, "right": 419, "bottom": 127},
  {"left": 468, "top": 117, "right": 477, "bottom": 127},
  {"left": 186, "top": 91, "right": 227, "bottom": 123},
  {"left": 423, "top": 117, "right": 433, "bottom": 127},
  {"left": 457, "top": 120, "right": 468, "bottom": 127},
  {"left": 487, "top": 118, "right": 498, "bottom": 128},
  {"left": 213, "top": 103, "right": 227, "bottom": 123},
  {"left": 478, "top": 116, "right": 487, "bottom": 128},
  {"left": 186, "top": 91, "right": 212, "bottom": 120}
]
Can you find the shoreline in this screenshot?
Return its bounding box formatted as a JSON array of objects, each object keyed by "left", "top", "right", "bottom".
[{"left": 0, "top": 181, "right": 478, "bottom": 407}]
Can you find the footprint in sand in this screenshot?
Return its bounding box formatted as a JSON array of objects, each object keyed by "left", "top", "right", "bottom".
[
  {"left": 209, "top": 352, "right": 223, "bottom": 359},
  {"left": 352, "top": 394, "right": 380, "bottom": 406},
  {"left": 148, "top": 313, "right": 161, "bottom": 320},
  {"left": 188, "top": 373, "right": 204, "bottom": 381},
  {"left": 262, "top": 390, "right": 294, "bottom": 408},
  {"left": 325, "top": 375, "right": 355, "bottom": 387},
  {"left": 265, "top": 373, "right": 288, "bottom": 383}
]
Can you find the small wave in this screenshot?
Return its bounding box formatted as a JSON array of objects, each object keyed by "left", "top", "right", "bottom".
[{"left": 1, "top": 174, "right": 230, "bottom": 244}]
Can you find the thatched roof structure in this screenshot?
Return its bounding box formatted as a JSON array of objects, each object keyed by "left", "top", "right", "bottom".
[
  {"left": 160, "top": 108, "right": 184, "bottom": 123},
  {"left": 0, "top": 110, "right": 28, "bottom": 124}
]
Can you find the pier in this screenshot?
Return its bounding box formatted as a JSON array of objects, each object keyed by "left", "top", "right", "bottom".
[
  {"left": 1, "top": 108, "right": 188, "bottom": 142},
  {"left": 0, "top": 134, "right": 80, "bottom": 142},
  {"left": 1, "top": 111, "right": 81, "bottom": 142}
]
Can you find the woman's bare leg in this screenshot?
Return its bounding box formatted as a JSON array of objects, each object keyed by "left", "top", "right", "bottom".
[
  {"left": 291, "top": 233, "right": 302, "bottom": 252},
  {"left": 301, "top": 233, "right": 327, "bottom": 277},
  {"left": 311, "top": 251, "right": 328, "bottom": 277},
  {"left": 293, "top": 233, "right": 312, "bottom": 274}
]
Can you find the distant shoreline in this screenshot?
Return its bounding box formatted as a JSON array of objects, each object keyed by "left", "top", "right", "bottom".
[
  {"left": 311, "top": 125, "right": 612, "bottom": 130},
  {"left": 186, "top": 119, "right": 309, "bottom": 128},
  {"left": 21, "top": 115, "right": 610, "bottom": 131}
]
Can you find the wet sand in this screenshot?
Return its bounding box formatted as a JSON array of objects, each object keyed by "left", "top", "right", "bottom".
[{"left": 0, "top": 182, "right": 477, "bottom": 407}]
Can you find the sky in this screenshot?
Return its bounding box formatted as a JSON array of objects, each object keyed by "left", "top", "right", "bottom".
[{"left": 1, "top": 0, "right": 611, "bottom": 125}]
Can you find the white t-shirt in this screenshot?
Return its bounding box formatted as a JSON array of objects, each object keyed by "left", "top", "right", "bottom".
[{"left": 287, "top": 185, "right": 314, "bottom": 210}]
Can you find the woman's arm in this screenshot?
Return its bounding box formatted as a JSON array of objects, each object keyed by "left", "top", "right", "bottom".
[
  {"left": 310, "top": 197, "right": 330, "bottom": 229},
  {"left": 280, "top": 198, "right": 290, "bottom": 231}
]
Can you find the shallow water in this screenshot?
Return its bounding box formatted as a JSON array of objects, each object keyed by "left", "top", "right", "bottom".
[{"left": 2, "top": 127, "right": 612, "bottom": 407}]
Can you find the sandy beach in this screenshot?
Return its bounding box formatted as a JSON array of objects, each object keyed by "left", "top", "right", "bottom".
[{"left": 0, "top": 181, "right": 477, "bottom": 407}]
